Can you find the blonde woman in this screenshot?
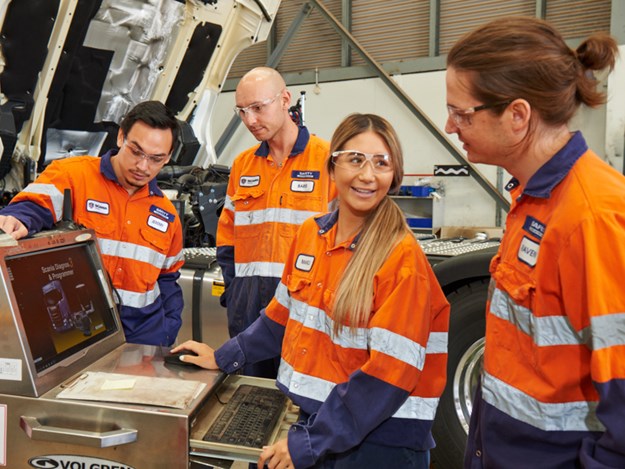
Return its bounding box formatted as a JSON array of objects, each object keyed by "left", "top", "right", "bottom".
[{"left": 174, "top": 113, "right": 449, "bottom": 469}]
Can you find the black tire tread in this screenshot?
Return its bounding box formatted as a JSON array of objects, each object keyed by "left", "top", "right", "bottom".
[{"left": 431, "top": 278, "right": 489, "bottom": 469}]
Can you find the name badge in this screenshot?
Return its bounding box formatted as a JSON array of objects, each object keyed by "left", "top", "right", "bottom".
[
  {"left": 240, "top": 175, "right": 260, "bottom": 187},
  {"left": 291, "top": 180, "right": 315, "bottom": 193},
  {"left": 518, "top": 236, "right": 539, "bottom": 267},
  {"left": 147, "top": 215, "right": 168, "bottom": 233},
  {"left": 86, "top": 199, "right": 109, "bottom": 215},
  {"left": 295, "top": 254, "right": 315, "bottom": 272}
]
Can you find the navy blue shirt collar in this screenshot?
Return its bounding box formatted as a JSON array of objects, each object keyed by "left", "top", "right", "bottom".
[
  {"left": 315, "top": 210, "right": 360, "bottom": 251},
  {"left": 254, "top": 126, "right": 310, "bottom": 158},
  {"left": 100, "top": 149, "right": 163, "bottom": 197},
  {"left": 505, "top": 131, "right": 587, "bottom": 198}
]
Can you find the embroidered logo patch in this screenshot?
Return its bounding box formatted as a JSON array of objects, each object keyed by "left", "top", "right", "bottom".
[
  {"left": 522, "top": 215, "right": 545, "bottom": 240},
  {"left": 147, "top": 214, "right": 168, "bottom": 233},
  {"left": 86, "top": 199, "right": 109, "bottom": 215},
  {"left": 295, "top": 254, "right": 315, "bottom": 272},
  {"left": 150, "top": 205, "right": 175, "bottom": 222},
  {"left": 518, "top": 236, "right": 539, "bottom": 267},
  {"left": 291, "top": 180, "right": 315, "bottom": 193},
  {"left": 291, "top": 170, "right": 320, "bottom": 180},
  {"left": 240, "top": 175, "right": 260, "bottom": 187}
]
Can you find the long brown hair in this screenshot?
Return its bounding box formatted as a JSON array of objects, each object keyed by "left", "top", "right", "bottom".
[
  {"left": 327, "top": 114, "right": 411, "bottom": 335},
  {"left": 447, "top": 16, "right": 618, "bottom": 128}
]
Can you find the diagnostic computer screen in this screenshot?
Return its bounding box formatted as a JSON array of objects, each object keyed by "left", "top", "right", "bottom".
[{"left": 6, "top": 242, "right": 118, "bottom": 374}]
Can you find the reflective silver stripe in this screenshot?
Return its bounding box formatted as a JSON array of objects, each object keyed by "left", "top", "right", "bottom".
[
  {"left": 370, "top": 327, "right": 425, "bottom": 370},
  {"left": 289, "top": 298, "right": 435, "bottom": 367},
  {"left": 99, "top": 238, "right": 167, "bottom": 267},
  {"left": 234, "top": 207, "right": 319, "bottom": 227},
  {"left": 23, "top": 183, "right": 64, "bottom": 221},
  {"left": 591, "top": 312, "right": 625, "bottom": 350},
  {"left": 277, "top": 360, "right": 438, "bottom": 421},
  {"left": 278, "top": 360, "right": 335, "bottom": 403},
  {"left": 426, "top": 332, "right": 448, "bottom": 354},
  {"left": 482, "top": 371, "right": 605, "bottom": 432},
  {"left": 289, "top": 297, "right": 367, "bottom": 350},
  {"left": 490, "top": 287, "right": 585, "bottom": 346},
  {"left": 116, "top": 283, "right": 161, "bottom": 308},
  {"left": 274, "top": 282, "right": 290, "bottom": 309},
  {"left": 392, "top": 395, "right": 439, "bottom": 420},
  {"left": 163, "top": 250, "right": 185, "bottom": 269},
  {"left": 224, "top": 195, "right": 234, "bottom": 211},
  {"left": 235, "top": 261, "right": 284, "bottom": 278}
]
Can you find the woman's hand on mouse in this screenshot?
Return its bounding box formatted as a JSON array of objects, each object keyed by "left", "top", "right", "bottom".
[{"left": 171, "top": 340, "right": 218, "bottom": 369}]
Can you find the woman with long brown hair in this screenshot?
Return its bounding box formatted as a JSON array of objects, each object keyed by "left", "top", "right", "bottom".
[{"left": 174, "top": 113, "right": 449, "bottom": 468}]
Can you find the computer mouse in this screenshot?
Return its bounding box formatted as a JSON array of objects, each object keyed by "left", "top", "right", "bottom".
[{"left": 163, "top": 351, "right": 200, "bottom": 367}]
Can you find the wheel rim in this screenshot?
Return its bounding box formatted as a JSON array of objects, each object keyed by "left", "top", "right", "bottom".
[{"left": 453, "top": 337, "right": 485, "bottom": 434}]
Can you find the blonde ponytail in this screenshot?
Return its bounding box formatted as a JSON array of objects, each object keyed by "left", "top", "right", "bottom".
[{"left": 332, "top": 196, "right": 410, "bottom": 335}]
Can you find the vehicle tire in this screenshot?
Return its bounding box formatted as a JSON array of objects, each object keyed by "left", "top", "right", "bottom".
[{"left": 431, "top": 279, "right": 488, "bottom": 469}]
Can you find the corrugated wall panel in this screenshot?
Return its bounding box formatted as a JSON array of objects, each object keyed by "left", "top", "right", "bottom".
[
  {"left": 439, "top": 0, "right": 535, "bottom": 54},
  {"left": 228, "top": 0, "right": 343, "bottom": 79},
  {"left": 351, "top": 0, "right": 430, "bottom": 65},
  {"left": 228, "top": 41, "right": 267, "bottom": 78},
  {"left": 546, "top": 0, "right": 611, "bottom": 37},
  {"left": 227, "top": 0, "right": 613, "bottom": 80},
  {"left": 276, "top": 0, "right": 343, "bottom": 73}
]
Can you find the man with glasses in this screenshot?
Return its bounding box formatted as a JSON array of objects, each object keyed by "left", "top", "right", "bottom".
[
  {"left": 217, "top": 67, "right": 335, "bottom": 378},
  {"left": 0, "top": 101, "right": 185, "bottom": 347}
]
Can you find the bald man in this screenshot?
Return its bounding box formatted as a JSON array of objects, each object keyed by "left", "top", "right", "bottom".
[{"left": 216, "top": 67, "right": 335, "bottom": 378}]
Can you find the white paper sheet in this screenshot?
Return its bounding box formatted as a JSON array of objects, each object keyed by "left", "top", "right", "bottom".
[{"left": 56, "top": 372, "right": 206, "bottom": 409}]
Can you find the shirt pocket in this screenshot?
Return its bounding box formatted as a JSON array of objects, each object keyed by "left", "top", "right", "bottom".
[
  {"left": 322, "top": 287, "right": 336, "bottom": 314},
  {"left": 231, "top": 188, "right": 266, "bottom": 239},
  {"left": 140, "top": 226, "right": 171, "bottom": 256},
  {"left": 285, "top": 273, "right": 312, "bottom": 303},
  {"left": 491, "top": 259, "right": 536, "bottom": 310},
  {"left": 78, "top": 214, "right": 116, "bottom": 239},
  {"left": 286, "top": 272, "right": 339, "bottom": 343},
  {"left": 490, "top": 259, "right": 540, "bottom": 367},
  {"left": 279, "top": 192, "right": 324, "bottom": 239}
]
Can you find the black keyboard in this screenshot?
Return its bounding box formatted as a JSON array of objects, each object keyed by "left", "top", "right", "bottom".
[{"left": 203, "top": 385, "right": 287, "bottom": 448}]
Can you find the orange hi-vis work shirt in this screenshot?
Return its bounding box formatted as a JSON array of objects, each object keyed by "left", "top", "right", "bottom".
[
  {"left": 4, "top": 152, "right": 185, "bottom": 346},
  {"left": 216, "top": 126, "right": 335, "bottom": 339},
  {"left": 215, "top": 210, "right": 450, "bottom": 467},
  {"left": 466, "top": 132, "right": 625, "bottom": 468}
]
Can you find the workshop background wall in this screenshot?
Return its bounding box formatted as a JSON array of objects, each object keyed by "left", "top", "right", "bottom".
[{"left": 211, "top": 64, "right": 619, "bottom": 228}]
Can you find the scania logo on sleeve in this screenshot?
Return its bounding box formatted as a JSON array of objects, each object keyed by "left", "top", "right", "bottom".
[{"left": 29, "top": 454, "right": 135, "bottom": 469}]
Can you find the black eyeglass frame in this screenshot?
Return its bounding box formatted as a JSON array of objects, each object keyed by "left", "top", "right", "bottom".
[{"left": 447, "top": 100, "right": 513, "bottom": 127}]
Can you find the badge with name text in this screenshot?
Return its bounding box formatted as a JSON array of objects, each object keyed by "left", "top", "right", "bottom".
[
  {"left": 86, "top": 199, "right": 109, "bottom": 215},
  {"left": 147, "top": 214, "right": 168, "bottom": 233},
  {"left": 295, "top": 254, "right": 315, "bottom": 272},
  {"left": 240, "top": 175, "right": 260, "bottom": 187},
  {"left": 518, "top": 236, "right": 539, "bottom": 267},
  {"left": 291, "top": 180, "right": 315, "bottom": 193}
]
